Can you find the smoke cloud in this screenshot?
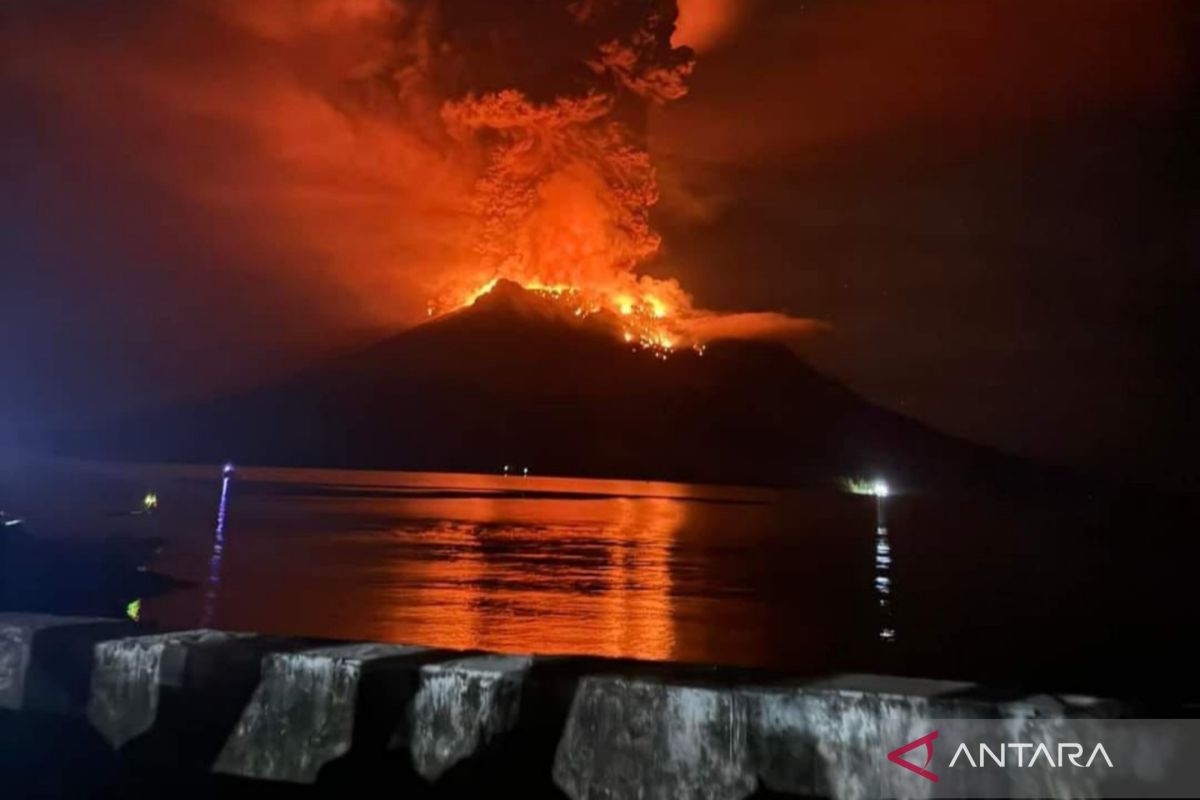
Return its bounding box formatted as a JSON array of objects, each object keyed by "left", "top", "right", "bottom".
[
  {"left": 432, "top": 3, "right": 697, "bottom": 318},
  {"left": 3, "top": 0, "right": 809, "bottom": 337},
  {"left": 4, "top": 0, "right": 468, "bottom": 330},
  {"left": 0, "top": 0, "right": 827, "bottom": 439},
  {"left": 672, "top": 0, "right": 749, "bottom": 52}
]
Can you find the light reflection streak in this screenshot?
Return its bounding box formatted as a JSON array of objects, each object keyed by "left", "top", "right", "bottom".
[
  {"left": 875, "top": 516, "right": 896, "bottom": 644},
  {"left": 201, "top": 467, "right": 232, "bottom": 627}
]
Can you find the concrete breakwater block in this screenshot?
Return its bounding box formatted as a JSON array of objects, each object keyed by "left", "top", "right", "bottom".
[
  {"left": 86, "top": 629, "right": 302, "bottom": 752},
  {"left": 214, "top": 643, "right": 429, "bottom": 783},
  {"left": 553, "top": 676, "right": 756, "bottom": 800},
  {"left": 405, "top": 654, "right": 534, "bottom": 781},
  {"left": 217, "top": 649, "right": 539, "bottom": 785},
  {"left": 553, "top": 674, "right": 1001, "bottom": 800},
  {"left": 1, "top": 617, "right": 1126, "bottom": 797},
  {"left": 0, "top": 613, "right": 133, "bottom": 714},
  {"left": 740, "top": 674, "right": 988, "bottom": 800}
]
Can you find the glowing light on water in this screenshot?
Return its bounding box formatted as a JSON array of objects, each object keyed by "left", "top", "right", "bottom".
[
  {"left": 201, "top": 465, "right": 233, "bottom": 627},
  {"left": 875, "top": 524, "right": 896, "bottom": 644}
]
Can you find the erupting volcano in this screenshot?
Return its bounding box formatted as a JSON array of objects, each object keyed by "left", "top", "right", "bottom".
[
  {"left": 36, "top": 0, "right": 1076, "bottom": 492},
  {"left": 402, "top": 0, "right": 818, "bottom": 352},
  {"left": 5, "top": 0, "right": 818, "bottom": 349}
]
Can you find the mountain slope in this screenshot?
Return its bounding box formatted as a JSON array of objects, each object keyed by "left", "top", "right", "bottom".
[{"left": 62, "top": 281, "right": 1035, "bottom": 490}]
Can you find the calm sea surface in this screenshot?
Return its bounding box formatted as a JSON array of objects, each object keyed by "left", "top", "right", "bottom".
[{"left": 2, "top": 455, "right": 1196, "bottom": 697}]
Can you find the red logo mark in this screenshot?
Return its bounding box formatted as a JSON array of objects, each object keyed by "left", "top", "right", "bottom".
[{"left": 888, "top": 730, "right": 939, "bottom": 783}]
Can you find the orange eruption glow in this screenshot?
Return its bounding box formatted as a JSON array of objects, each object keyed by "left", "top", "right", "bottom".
[
  {"left": 3, "top": 0, "right": 821, "bottom": 350},
  {"left": 428, "top": 270, "right": 824, "bottom": 356},
  {"left": 428, "top": 271, "right": 827, "bottom": 356},
  {"left": 431, "top": 274, "right": 692, "bottom": 356},
  {"left": 420, "top": 15, "right": 707, "bottom": 357},
  {"left": 419, "top": 1, "right": 817, "bottom": 355}
]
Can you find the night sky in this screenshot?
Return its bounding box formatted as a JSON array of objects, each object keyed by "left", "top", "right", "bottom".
[{"left": 2, "top": 0, "right": 1196, "bottom": 487}]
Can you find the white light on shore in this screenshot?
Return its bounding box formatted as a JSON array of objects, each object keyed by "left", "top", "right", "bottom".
[{"left": 873, "top": 480, "right": 889, "bottom": 498}]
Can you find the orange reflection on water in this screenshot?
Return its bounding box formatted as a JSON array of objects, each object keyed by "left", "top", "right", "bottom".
[
  {"left": 369, "top": 490, "right": 685, "bottom": 661},
  {"left": 121, "top": 465, "right": 778, "bottom": 664}
]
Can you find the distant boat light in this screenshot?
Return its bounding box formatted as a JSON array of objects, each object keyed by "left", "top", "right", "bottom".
[{"left": 223, "top": 462, "right": 236, "bottom": 477}]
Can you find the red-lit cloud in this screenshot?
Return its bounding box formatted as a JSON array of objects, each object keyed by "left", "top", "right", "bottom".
[
  {"left": 2, "top": 0, "right": 818, "bottom": 345},
  {"left": 673, "top": 0, "right": 749, "bottom": 52},
  {"left": 654, "top": 0, "right": 1186, "bottom": 170},
  {"left": 2, "top": 2, "right": 455, "bottom": 335}
]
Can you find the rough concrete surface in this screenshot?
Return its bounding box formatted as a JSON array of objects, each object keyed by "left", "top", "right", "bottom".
[
  {"left": 215, "top": 643, "right": 426, "bottom": 782},
  {"left": 0, "top": 613, "right": 131, "bottom": 713},
  {"left": 86, "top": 629, "right": 255, "bottom": 749},
  {"left": 0, "top": 616, "right": 1137, "bottom": 799},
  {"left": 407, "top": 654, "right": 534, "bottom": 781},
  {"left": 553, "top": 676, "right": 755, "bottom": 800}
]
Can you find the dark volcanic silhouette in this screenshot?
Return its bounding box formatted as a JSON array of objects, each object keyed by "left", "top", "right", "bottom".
[{"left": 61, "top": 281, "right": 1036, "bottom": 490}]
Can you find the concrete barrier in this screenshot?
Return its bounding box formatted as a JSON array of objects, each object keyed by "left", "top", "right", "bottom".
[
  {"left": 553, "top": 676, "right": 755, "bottom": 800},
  {"left": 0, "top": 614, "right": 1129, "bottom": 798},
  {"left": 739, "top": 675, "right": 988, "bottom": 800},
  {"left": 87, "top": 629, "right": 257, "bottom": 749},
  {"left": 0, "top": 612, "right": 133, "bottom": 714},
  {"left": 406, "top": 654, "right": 534, "bottom": 781},
  {"left": 214, "top": 643, "right": 429, "bottom": 782},
  {"left": 551, "top": 674, "right": 1127, "bottom": 800}
]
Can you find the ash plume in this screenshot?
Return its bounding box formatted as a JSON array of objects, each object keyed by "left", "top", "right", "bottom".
[
  {"left": 2, "top": 0, "right": 817, "bottom": 348},
  {"left": 438, "top": 0, "right": 694, "bottom": 312}
]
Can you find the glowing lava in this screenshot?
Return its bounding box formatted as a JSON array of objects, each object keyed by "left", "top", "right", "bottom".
[{"left": 430, "top": 275, "right": 694, "bottom": 358}]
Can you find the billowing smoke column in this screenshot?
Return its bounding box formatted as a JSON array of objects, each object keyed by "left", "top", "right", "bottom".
[
  {"left": 234, "top": 0, "right": 711, "bottom": 342},
  {"left": 426, "top": 0, "right": 817, "bottom": 349},
  {"left": 432, "top": 0, "right": 698, "bottom": 343}
]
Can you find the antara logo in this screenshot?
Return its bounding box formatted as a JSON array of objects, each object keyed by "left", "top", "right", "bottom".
[
  {"left": 886, "top": 730, "right": 1115, "bottom": 784},
  {"left": 888, "top": 731, "right": 940, "bottom": 782},
  {"left": 949, "top": 742, "right": 1113, "bottom": 769}
]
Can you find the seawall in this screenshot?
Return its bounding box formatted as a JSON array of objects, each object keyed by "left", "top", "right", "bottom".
[{"left": 0, "top": 613, "right": 1122, "bottom": 798}]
